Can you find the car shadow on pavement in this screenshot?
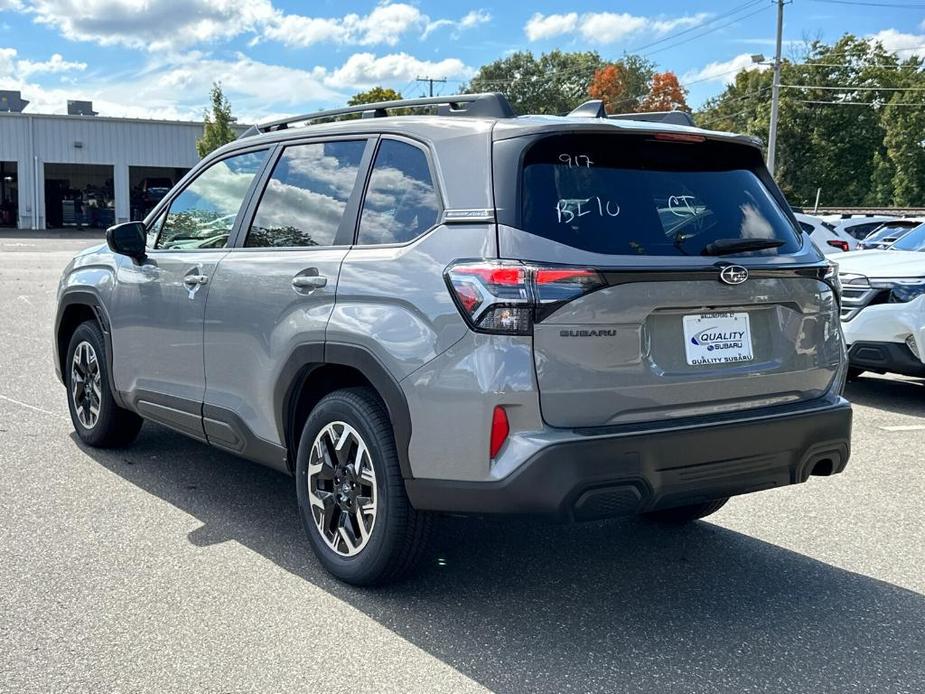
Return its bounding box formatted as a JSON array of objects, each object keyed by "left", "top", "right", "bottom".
[
  {"left": 845, "top": 375, "right": 925, "bottom": 417},
  {"left": 74, "top": 428, "right": 925, "bottom": 694}
]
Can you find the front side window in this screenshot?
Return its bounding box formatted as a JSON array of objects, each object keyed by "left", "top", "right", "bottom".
[
  {"left": 519, "top": 134, "right": 800, "bottom": 257},
  {"left": 246, "top": 140, "right": 367, "bottom": 248},
  {"left": 155, "top": 150, "right": 267, "bottom": 250},
  {"left": 357, "top": 140, "right": 440, "bottom": 245}
]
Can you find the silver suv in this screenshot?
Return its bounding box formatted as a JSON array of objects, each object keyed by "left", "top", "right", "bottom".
[{"left": 54, "top": 93, "right": 852, "bottom": 585}]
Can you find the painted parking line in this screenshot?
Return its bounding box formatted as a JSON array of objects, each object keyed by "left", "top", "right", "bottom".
[
  {"left": 878, "top": 424, "right": 925, "bottom": 432},
  {"left": 0, "top": 393, "right": 66, "bottom": 419}
]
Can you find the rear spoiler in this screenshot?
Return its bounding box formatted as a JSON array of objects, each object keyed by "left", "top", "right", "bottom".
[{"left": 566, "top": 99, "right": 696, "bottom": 127}]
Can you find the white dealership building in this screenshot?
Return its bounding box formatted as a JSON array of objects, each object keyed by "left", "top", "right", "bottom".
[{"left": 0, "top": 90, "right": 244, "bottom": 231}]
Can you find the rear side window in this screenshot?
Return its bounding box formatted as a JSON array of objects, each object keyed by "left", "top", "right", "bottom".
[
  {"left": 519, "top": 134, "right": 800, "bottom": 257},
  {"left": 799, "top": 222, "right": 814, "bottom": 234},
  {"left": 357, "top": 140, "right": 440, "bottom": 245},
  {"left": 155, "top": 150, "right": 267, "bottom": 250},
  {"left": 246, "top": 140, "right": 366, "bottom": 248}
]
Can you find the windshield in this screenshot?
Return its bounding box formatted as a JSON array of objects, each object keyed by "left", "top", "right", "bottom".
[
  {"left": 520, "top": 134, "right": 800, "bottom": 257},
  {"left": 890, "top": 223, "right": 925, "bottom": 251},
  {"left": 863, "top": 223, "right": 916, "bottom": 244}
]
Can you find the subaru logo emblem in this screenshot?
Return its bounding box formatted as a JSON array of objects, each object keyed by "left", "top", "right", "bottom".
[{"left": 719, "top": 265, "right": 748, "bottom": 285}]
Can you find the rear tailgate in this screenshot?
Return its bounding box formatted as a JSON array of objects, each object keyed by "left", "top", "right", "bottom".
[{"left": 492, "top": 129, "right": 842, "bottom": 428}]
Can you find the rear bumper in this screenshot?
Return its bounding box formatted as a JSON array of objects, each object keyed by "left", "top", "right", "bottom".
[
  {"left": 405, "top": 398, "right": 852, "bottom": 520},
  {"left": 848, "top": 341, "right": 925, "bottom": 377}
]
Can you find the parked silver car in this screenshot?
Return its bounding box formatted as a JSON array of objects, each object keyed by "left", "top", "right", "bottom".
[{"left": 54, "top": 93, "right": 852, "bottom": 585}]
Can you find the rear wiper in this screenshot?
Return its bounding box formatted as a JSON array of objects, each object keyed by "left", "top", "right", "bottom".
[{"left": 702, "top": 238, "right": 785, "bottom": 256}]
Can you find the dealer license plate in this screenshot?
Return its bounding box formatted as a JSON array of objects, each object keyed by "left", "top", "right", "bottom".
[{"left": 682, "top": 312, "right": 754, "bottom": 366}]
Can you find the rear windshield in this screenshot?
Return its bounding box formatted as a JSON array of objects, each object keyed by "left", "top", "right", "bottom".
[
  {"left": 890, "top": 223, "right": 925, "bottom": 251},
  {"left": 520, "top": 134, "right": 800, "bottom": 256}
]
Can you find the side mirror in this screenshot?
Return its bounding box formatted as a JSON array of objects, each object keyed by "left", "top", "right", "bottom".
[{"left": 106, "top": 222, "right": 147, "bottom": 263}]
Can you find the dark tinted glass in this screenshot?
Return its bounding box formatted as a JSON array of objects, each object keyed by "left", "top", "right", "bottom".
[
  {"left": 799, "top": 222, "right": 814, "bottom": 234},
  {"left": 520, "top": 135, "right": 800, "bottom": 257},
  {"left": 247, "top": 140, "right": 366, "bottom": 248},
  {"left": 357, "top": 140, "right": 440, "bottom": 245},
  {"left": 156, "top": 150, "right": 267, "bottom": 250}
]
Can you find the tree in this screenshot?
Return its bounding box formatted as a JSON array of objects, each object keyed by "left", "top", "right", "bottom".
[
  {"left": 588, "top": 56, "right": 656, "bottom": 113},
  {"left": 696, "top": 34, "right": 925, "bottom": 207},
  {"left": 466, "top": 50, "right": 603, "bottom": 115},
  {"left": 641, "top": 71, "right": 689, "bottom": 112},
  {"left": 348, "top": 86, "right": 403, "bottom": 105},
  {"left": 196, "top": 82, "right": 237, "bottom": 158}
]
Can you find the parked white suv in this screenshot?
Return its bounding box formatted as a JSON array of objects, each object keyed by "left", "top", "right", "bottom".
[
  {"left": 838, "top": 225, "right": 925, "bottom": 378},
  {"left": 794, "top": 213, "right": 856, "bottom": 254}
]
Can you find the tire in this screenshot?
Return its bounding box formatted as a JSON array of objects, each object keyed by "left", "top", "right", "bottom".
[
  {"left": 65, "top": 321, "right": 143, "bottom": 448},
  {"left": 642, "top": 498, "right": 729, "bottom": 524},
  {"left": 295, "top": 387, "right": 431, "bottom": 586}
]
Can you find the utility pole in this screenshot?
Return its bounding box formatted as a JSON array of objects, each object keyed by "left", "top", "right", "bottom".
[
  {"left": 767, "top": 0, "right": 786, "bottom": 177},
  {"left": 416, "top": 76, "right": 447, "bottom": 97}
]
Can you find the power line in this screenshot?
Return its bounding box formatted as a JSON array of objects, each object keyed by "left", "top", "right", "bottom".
[
  {"left": 808, "top": 0, "right": 925, "bottom": 7},
  {"left": 796, "top": 99, "right": 925, "bottom": 105},
  {"left": 415, "top": 76, "right": 447, "bottom": 97},
  {"left": 782, "top": 83, "right": 925, "bottom": 90},
  {"left": 629, "top": 0, "right": 765, "bottom": 53},
  {"left": 643, "top": 5, "right": 772, "bottom": 58}
]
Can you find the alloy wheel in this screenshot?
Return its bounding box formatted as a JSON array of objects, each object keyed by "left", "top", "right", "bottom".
[
  {"left": 71, "top": 340, "right": 102, "bottom": 429},
  {"left": 307, "top": 421, "right": 378, "bottom": 557}
]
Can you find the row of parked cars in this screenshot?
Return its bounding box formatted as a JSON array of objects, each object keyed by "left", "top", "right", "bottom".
[{"left": 798, "top": 212, "right": 925, "bottom": 380}]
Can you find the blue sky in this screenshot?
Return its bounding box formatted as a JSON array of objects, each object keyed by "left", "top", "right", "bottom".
[{"left": 0, "top": 0, "right": 923, "bottom": 122}]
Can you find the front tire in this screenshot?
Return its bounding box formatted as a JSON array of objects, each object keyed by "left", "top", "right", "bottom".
[
  {"left": 295, "top": 387, "right": 431, "bottom": 586},
  {"left": 643, "top": 498, "right": 729, "bottom": 524},
  {"left": 65, "top": 321, "right": 142, "bottom": 448}
]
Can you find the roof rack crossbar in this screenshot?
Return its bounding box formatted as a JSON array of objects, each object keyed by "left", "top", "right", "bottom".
[{"left": 240, "top": 92, "right": 515, "bottom": 138}]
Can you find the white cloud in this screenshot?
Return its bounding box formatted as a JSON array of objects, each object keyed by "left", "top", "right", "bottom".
[
  {"left": 525, "top": 11, "right": 709, "bottom": 44},
  {"left": 264, "top": 3, "right": 490, "bottom": 48},
  {"left": 868, "top": 29, "right": 925, "bottom": 58},
  {"left": 422, "top": 9, "right": 491, "bottom": 39},
  {"left": 682, "top": 53, "right": 767, "bottom": 86},
  {"left": 524, "top": 13, "right": 578, "bottom": 41},
  {"left": 28, "top": 0, "right": 275, "bottom": 50},
  {"left": 0, "top": 0, "right": 23, "bottom": 9},
  {"left": 321, "top": 52, "right": 472, "bottom": 89},
  {"left": 17, "top": 53, "right": 87, "bottom": 77},
  {"left": 578, "top": 13, "right": 648, "bottom": 44}
]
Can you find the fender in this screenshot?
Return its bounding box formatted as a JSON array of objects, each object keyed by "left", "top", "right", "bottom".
[
  {"left": 275, "top": 342, "right": 415, "bottom": 479},
  {"left": 55, "top": 290, "right": 127, "bottom": 410}
]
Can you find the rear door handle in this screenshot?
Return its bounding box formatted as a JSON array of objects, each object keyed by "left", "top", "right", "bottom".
[
  {"left": 183, "top": 274, "right": 209, "bottom": 287},
  {"left": 291, "top": 275, "right": 327, "bottom": 290}
]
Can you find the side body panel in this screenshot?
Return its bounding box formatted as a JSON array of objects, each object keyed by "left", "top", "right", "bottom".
[{"left": 202, "top": 247, "right": 348, "bottom": 458}]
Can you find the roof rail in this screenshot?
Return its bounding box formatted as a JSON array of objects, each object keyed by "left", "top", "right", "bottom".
[{"left": 239, "top": 92, "right": 516, "bottom": 138}]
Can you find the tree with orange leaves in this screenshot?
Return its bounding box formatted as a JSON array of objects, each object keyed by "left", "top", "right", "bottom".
[
  {"left": 587, "top": 55, "right": 655, "bottom": 113},
  {"left": 641, "top": 71, "right": 689, "bottom": 112}
]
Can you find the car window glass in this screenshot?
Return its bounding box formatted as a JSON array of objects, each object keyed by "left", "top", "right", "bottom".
[
  {"left": 357, "top": 140, "right": 440, "bottom": 245},
  {"left": 155, "top": 150, "right": 267, "bottom": 250},
  {"left": 798, "top": 222, "right": 814, "bottom": 234},
  {"left": 146, "top": 210, "right": 166, "bottom": 247},
  {"left": 520, "top": 134, "right": 800, "bottom": 257},
  {"left": 246, "top": 140, "right": 366, "bottom": 248}
]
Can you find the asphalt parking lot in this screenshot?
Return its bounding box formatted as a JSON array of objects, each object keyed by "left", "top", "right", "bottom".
[{"left": 1, "top": 232, "right": 923, "bottom": 694}]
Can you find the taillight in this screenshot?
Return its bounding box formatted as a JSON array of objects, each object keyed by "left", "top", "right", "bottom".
[
  {"left": 826, "top": 239, "right": 850, "bottom": 252},
  {"left": 445, "top": 260, "right": 604, "bottom": 334},
  {"left": 489, "top": 406, "right": 509, "bottom": 459}
]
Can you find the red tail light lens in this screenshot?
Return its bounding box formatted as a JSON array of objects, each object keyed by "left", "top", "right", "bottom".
[
  {"left": 826, "top": 239, "right": 850, "bottom": 252},
  {"left": 445, "top": 260, "right": 605, "bottom": 334},
  {"left": 489, "top": 406, "right": 509, "bottom": 459}
]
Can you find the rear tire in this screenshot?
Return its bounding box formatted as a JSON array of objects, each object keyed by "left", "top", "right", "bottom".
[
  {"left": 65, "top": 321, "right": 142, "bottom": 448},
  {"left": 643, "top": 498, "right": 729, "bottom": 524},
  {"left": 295, "top": 387, "right": 431, "bottom": 586}
]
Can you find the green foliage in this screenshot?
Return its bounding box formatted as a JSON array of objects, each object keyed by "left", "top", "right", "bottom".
[
  {"left": 348, "top": 86, "right": 403, "bottom": 105},
  {"left": 196, "top": 83, "right": 238, "bottom": 159},
  {"left": 465, "top": 50, "right": 605, "bottom": 115},
  {"left": 697, "top": 35, "right": 925, "bottom": 206}
]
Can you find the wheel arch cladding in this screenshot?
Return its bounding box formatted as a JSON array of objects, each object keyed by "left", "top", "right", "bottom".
[{"left": 277, "top": 343, "right": 414, "bottom": 479}]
